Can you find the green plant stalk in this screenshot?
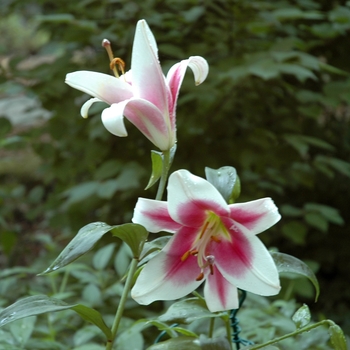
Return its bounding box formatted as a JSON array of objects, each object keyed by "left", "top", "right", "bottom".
[
  {"left": 58, "top": 267, "right": 70, "bottom": 294},
  {"left": 105, "top": 257, "right": 139, "bottom": 350},
  {"left": 249, "top": 319, "right": 337, "bottom": 349},
  {"left": 224, "top": 314, "right": 233, "bottom": 350},
  {"left": 208, "top": 317, "right": 215, "bottom": 338},
  {"left": 155, "top": 149, "right": 171, "bottom": 201},
  {"left": 106, "top": 149, "right": 173, "bottom": 349}
]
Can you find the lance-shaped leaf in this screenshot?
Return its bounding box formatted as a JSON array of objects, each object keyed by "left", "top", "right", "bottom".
[
  {"left": 111, "top": 223, "right": 148, "bottom": 258},
  {"left": 41, "top": 222, "right": 116, "bottom": 274},
  {"left": 328, "top": 324, "right": 347, "bottom": 350},
  {"left": 205, "top": 166, "right": 241, "bottom": 203},
  {"left": 0, "top": 295, "right": 111, "bottom": 339},
  {"left": 145, "top": 151, "right": 163, "bottom": 190},
  {"left": 292, "top": 304, "right": 311, "bottom": 329},
  {"left": 271, "top": 251, "right": 320, "bottom": 301}
]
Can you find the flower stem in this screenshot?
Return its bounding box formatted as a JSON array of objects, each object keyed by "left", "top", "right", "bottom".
[
  {"left": 105, "top": 258, "right": 139, "bottom": 350},
  {"left": 155, "top": 149, "right": 172, "bottom": 201},
  {"left": 248, "top": 319, "right": 337, "bottom": 349},
  {"left": 208, "top": 318, "right": 215, "bottom": 338}
]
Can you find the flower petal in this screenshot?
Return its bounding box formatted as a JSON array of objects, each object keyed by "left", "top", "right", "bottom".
[
  {"left": 167, "top": 56, "right": 209, "bottom": 117},
  {"left": 132, "top": 198, "right": 182, "bottom": 233},
  {"left": 204, "top": 268, "right": 239, "bottom": 312},
  {"left": 80, "top": 97, "right": 102, "bottom": 118},
  {"left": 167, "top": 170, "right": 229, "bottom": 227},
  {"left": 214, "top": 223, "right": 280, "bottom": 296},
  {"left": 131, "top": 248, "right": 202, "bottom": 305},
  {"left": 101, "top": 103, "right": 128, "bottom": 137},
  {"left": 65, "top": 71, "right": 133, "bottom": 104},
  {"left": 229, "top": 198, "right": 281, "bottom": 235},
  {"left": 123, "top": 98, "right": 174, "bottom": 150},
  {"left": 132, "top": 20, "right": 169, "bottom": 116}
]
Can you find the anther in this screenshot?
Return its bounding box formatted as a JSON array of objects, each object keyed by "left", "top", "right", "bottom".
[
  {"left": 110, "top": 57, "right": 125, "bottom": 75},
  {"left": 196, "top": 272, "right": 204, "bottom": 281},
  {"left": 199, "top": 221, "right": 210, "bottom": 239},
  {"left": 181, "top": 251, "right": 190, "bottom": 262},
  {"left": 211, "top": 235, "right": 221, "bottom": 243}
]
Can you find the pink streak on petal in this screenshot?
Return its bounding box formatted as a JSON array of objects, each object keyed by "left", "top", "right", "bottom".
[
  {"left": 177, "top": 199, "right": 229, "bottom": 228},
  {"left": 132, "top": 198, "right": 181, "bottom": 233},
  {"left": 231, "top": 208, "right": 265, "bottom": 230},
  {"left": 123, "top": 98, "right": 174, "bottom": 150},
  {"left": 212, "top": 217, "right": 253, "bottom": 278},
  {"left": 204, "top": 267, "right": 239, "bottom": 312},
  {"left": 163, "top": 226, "right": 198, "bottom": 256}
]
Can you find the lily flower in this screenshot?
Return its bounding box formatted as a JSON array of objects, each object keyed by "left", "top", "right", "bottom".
[
  {"left": 65, "top": 20, "right": 208, "bottom": 151},
  {"left": 131, "top": 170, "right": 281, "bottom": 312}
]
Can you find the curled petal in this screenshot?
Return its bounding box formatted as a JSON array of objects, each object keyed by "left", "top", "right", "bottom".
[
  {"left": 80, "top": 97, "right": 102, "bottom": 118},
  {"left": 204, "top": 269, "right": 239, "bottom": 312},
  {"left": 131, "top": 249, "right": 202, "bottom": 305},
  {"left": 101, "top": 103, "right": 128, "bottom": 137},
  {"left": 132, "top": 198, "right": 181, "bottom": 233},
  {"left": 65, "top": 71, "right": 133, "bottom": 105},
  {"left": 123, "top": 98, "right": 174, "bottom": 151},
  {"left": 214, "top": 223, "right": 280, "bottom": 296},
  {"left": 229, "top": 198, "right": 281, "bottom": 235},
  {"left": 167, "top": 170, "right": 229, "bottom": 227},
  {"left": 167, "top": 56, "right": 209, "bottom": 116},
  {"left": 132, "top": 20, "right": 169, "bottom": 115}
]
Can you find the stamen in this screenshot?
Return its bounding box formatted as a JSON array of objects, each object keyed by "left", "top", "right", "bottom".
[
  {"left": 102, "top": 38, "right": 120, "bottom": 78},
  {"left": 190, "top": 249, "right": 198, "bottom": 256},
  {"left": 199, "top": 221, "right": 210, "bottom": 239},
  {"left": 110, "top": 57, "right": 125, "bottom": 75},
  {"left": 211, "top": 235, "right": 221, "bottom": 243},
  {"left": 196, "top": 272, "right": 204, "bottom": 281},
  {"left": 181, "top": 251, "right": 190, "bottom": 262}
]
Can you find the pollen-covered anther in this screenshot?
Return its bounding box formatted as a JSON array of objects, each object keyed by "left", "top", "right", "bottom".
[
  {"left": 196, "top": 272, "right": 204, "bottom": 281},
  {"left": 210, "top": 235, "right": 221, "bottom": 243},
  {"left": 110, "top": 57, "right": 126, "bottom": 75},
  {"left": 180, "top": 249, "right": 198, "bottom": 261}
]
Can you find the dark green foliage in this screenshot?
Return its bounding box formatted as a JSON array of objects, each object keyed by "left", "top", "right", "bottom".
[{"left": 1, "top": 0, "right": 350, "bottom": 346}]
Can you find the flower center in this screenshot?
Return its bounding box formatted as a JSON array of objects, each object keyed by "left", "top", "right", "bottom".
[
  {"left": 102, "top": 39, "right": 126, "bottom": 78},
  {"left": 181, "top": 212, "right": 226, "bottom": 281}
]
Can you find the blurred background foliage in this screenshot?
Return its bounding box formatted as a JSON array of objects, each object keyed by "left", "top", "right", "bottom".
[{"left": 1, "top": 0, "right": 350, "bottom": 348}]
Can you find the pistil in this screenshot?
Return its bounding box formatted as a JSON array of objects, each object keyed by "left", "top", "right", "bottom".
[{"left": 102, "top": 39, "right": 125, "bottom": 78}]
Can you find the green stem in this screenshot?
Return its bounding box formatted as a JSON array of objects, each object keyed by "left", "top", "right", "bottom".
[
  {"left": 105, "top": 258, "right": 139, "bottom": 350},
  {"left": 249, "top": 320, "right": 336, "bottom": 349},
  {"left": 208, "top": 318, "right": 215, "bottom": 338},
  {"left": 225, "top": 315, "right": 233, "bottom": 350},
  {"left": 155, "top": 149, "right": 171, "bottom": 201},
  {"left": 58, "top": 268, "right": 70, "bottom": 294}
]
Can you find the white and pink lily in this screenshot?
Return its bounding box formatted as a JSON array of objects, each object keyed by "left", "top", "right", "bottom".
[
  {"left": 131, "top": 170, "right": 281, "bottom": 312},
  {"left": 65, "top": 20, "right": 208, "bottom": 151}
]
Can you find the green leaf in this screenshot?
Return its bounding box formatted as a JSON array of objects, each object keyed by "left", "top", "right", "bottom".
[
  {"left": 158, "top": 298, "right": 225, "bottom": 324},
  {"left": 205, "top": 166, "right": 240, "bottom": 203},
  {"left": 140, "top": 236, "right": 171, "bottom": 260},
  {"left": 304, "top": 212, "right": 328, "bottom": 232},
  {"left": 270, "top": 252, "right": 320, "bottom": 301},
  {"left": 93, "top": 243, "right": 116, "bottom": 270},
  {"left": 41, "top": 222, "right": 115, "bottom": 274},
  {"left": 304, "top": 203, "right": 344, "bottom": 225},
  {"left": 111, "top": 223, "right": 148, "bottom": 258},
  {"left": 9, "top": 316, "right": 36, "bottom": 346},
  {"left": 145, "top": 151, "right": 163, "bottom": 190},
  {"left": 281, "top": 221, "right": 308, "bottom": 245},
  {"left": 71, "top": 304, "right": 111, "bottom": 340},
  {"left": 328, "top": 324, "right": 348, "bottom": 350},
  {"left": 292, "top": 304, "right": 311, "bottom": 328},
  {"left": 147, "top": 337, "right": 200, "bottom": 350},
  {"left": 0, "top": 295, "right": 111, "bottom": 340}
]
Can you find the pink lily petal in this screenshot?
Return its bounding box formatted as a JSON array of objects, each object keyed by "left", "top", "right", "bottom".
[
  {"left": 132, "top": 198, "right": 182, "bottom": 233},
  {"left": 80, "top": 97, "right": 103, "bottom": 118},
  {"left": 167, "top": 170, "right": 229, "bottom": 227},
  {"left": 167, "top": 56, "right": 209, "bottom": 118},
  {"left": 213, "top": 222, "right": 280, "bottom": 296},
  {"left": 229, "top": 198, "right": 281, "bottom": 234},
  {"left": 132, "top": 20, "right": 169, "bottom": 116},
  {"left": 101, "top": 103, "right": 128, "bottom": 137},
  {"left": 123, "top": 98, "right": 174, "bottom": 151},
  {"left": 131, "top": 248, "right": 202, "bottom": 305},
  {"left": 204, "top": 268, "right": 239, "bottom": 312},
  {"left": 65, "top": 71, "right": 133, "bottom": 104}
]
